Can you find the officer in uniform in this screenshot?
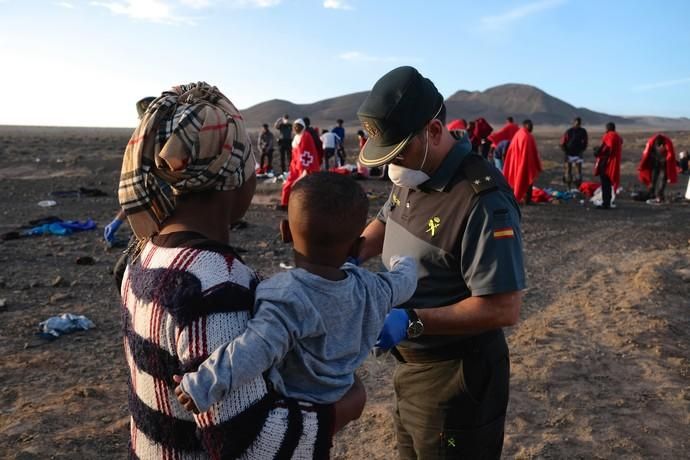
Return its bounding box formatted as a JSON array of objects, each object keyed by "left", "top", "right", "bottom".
[{"left": 356, "top": 66, "right": 525, "bottom": 459}]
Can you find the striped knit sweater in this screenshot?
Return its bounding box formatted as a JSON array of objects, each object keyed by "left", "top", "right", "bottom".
[{"left": 121, "top": 232, "right": 333, "bottom": 460}]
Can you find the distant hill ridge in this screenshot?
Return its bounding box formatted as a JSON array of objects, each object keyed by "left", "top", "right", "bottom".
[{"left": 240, "top": 83, "right": 690, "bottom": 131}]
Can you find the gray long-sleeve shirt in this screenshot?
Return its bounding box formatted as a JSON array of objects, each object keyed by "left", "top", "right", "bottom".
[{"left": 181, "top": 256, "right": 417, "bottom": 410}]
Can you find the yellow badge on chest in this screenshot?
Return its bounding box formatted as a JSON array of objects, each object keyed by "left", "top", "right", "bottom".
[{"left": 426, "top": 216, "right": 441, "bottom": 237}]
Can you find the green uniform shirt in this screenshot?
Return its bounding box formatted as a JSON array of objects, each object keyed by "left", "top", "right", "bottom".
[{"left": 378, "top": 137, "right": 526, "bottom": 349}]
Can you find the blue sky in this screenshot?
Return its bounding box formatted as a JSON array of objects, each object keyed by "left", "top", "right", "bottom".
[{"left": 1, "top": 0, "right": 689, "bottom": 127}]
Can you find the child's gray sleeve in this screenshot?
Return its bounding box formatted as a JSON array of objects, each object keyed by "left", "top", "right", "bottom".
[
  {"left": 180, "top": 299, "right": 304, "bottom": 412},
  {"left": 376, "top": 256, "right": 418, "bottom": 308}
]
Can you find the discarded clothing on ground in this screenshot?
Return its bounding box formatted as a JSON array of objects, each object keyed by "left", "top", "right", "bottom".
[
  {"left": 38, "top": 313, "right": 95, "bottom": 339},
  {"left": 578, "top": 181, "right": 600, "bottom": 198},
  {"left": 1, "top": 216, "right": 69, "bottom": 240},
  {"left": 590, "top": 186, "right": 617, "bottom": 207},
  {"left": 26, "top": 219, "right": 96, "bottom": 236},
  {"left": 530, "top": 187, "right": 552, "bottom": 203},
  {"left": 543, "top": 188, "right": 576, "bottom": 202}
]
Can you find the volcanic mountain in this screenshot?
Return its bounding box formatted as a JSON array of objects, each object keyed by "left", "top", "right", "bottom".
[{"left": 241, "top": 84, "right": 690, "bottom": 130}]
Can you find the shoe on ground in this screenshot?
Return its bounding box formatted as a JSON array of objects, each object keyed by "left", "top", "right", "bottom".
[{"left": 645, "top": 198, "right": 662, "bottom": 205}]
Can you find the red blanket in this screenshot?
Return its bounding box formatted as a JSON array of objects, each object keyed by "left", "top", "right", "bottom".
[
  {"left": 488, "top": 122, "right": 519, "bottom": 147},
  {"left": 503, "top": 128, "right": 542, "bottom": 202},
  {"left": 579, "top": 181, "right": 600, "bottom": 198},
  {"left": 447, "top": 119, "right": 467, "bottom": 131},
  {"left": 473, "top": 118, "right": 493, "bottom": 140},
  {"left": 291, "top": 132, "right": 320, "bottom": 175},
  {"left": 328, "top": 167, "right": 351, "bottom": 175},
  {"left": 638, "top": 134, "right": 678, "bottom": 186},
  {"left": 531, "top": 186, "right": 551, "bottom": 203},
  {"left": 595, "top": 131, "right": 623, "bottom": 189}
]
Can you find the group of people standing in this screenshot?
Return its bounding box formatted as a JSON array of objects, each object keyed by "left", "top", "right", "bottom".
[
  {"left": 450, "top": 114, "right": 681, "bottom": 209},
  {"left": 256, "top": 115, "right": 352, "bottom": 210},
  {"left": 256, "top": 115, "right": 347, "bottom": 177}
]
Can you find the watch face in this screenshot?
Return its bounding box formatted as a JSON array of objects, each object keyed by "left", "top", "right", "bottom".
[{"left": 408, "top": 321, "right": 424, "bottom": 339}]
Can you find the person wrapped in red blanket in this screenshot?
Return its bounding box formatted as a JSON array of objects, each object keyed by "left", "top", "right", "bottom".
[
  {"left": 503, "top": 119, "right": 542, "bottom": 204},
  {"left": 488, "top": 117, "right": 519, "bottom": 169},
  {"left": 279, "top": 118, "right": 320, "bottom": 209},
  {"left": 488, "top": 117, "right": 519, "bottom": 147},
  {"left": 593, "top": 122, "right": 623, "bottom": 209},
  {"left": 471, "top": 117, "right": 493, "bottom": 158},
  {"left": 638, "top": 134, "right": 677, "bottom": 203}
]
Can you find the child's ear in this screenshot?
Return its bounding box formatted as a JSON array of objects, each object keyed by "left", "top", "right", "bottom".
[
  {"left": 279, "top": 219, "right": 293, "bottom": 243},
  {"left": 348, "top": 236, "right": 365, "bottom": 259}
]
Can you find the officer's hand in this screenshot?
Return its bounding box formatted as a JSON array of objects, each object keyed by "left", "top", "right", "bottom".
[
  {"left": 103, "top": 218, "right": 124, "bottom": 245},
  {"left": 375, "top": 309, "right": 409, "bottom": 350}
]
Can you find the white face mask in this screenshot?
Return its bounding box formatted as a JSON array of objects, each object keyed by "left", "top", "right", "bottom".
[{"left": 387, "top": 130, "right": 431, "bottom": 189}]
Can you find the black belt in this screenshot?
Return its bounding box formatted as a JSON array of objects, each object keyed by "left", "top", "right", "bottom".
[{"left": 392, "top": 330, "right": 502, "bottom": 364}]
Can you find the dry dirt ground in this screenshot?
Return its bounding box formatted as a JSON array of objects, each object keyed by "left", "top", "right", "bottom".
[{"left": 0, "top": 126, "right": 688, "bottom": 459}]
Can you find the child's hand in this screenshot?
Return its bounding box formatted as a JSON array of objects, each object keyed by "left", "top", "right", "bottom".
[
  {"left": 173, "top": 374, "right": 200, "bottom": 414},
  {"left": 389, "top": 255, "right": 403, "bottom": 267}
]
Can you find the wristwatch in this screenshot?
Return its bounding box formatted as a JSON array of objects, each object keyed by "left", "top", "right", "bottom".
[{"left": 405, "top": 308, "right": 424, "bottom": 339}]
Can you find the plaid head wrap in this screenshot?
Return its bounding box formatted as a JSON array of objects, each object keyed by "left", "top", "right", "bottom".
[{"left": 118, "top": 82, "right": 255, "bottom": 239}]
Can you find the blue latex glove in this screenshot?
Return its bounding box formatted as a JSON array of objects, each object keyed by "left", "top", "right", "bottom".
[
  {"left": 375, "top": 309, "right": 409, "bottom": 351},
  {"left": 103, "top": 218, "right": 123, "bottom": 244}
]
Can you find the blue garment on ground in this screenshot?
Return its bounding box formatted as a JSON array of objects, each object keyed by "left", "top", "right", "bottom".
[
  {"left": 38, "top": 313, "right": 95, "bottom": 338},
  {"left": 543, "top": 188, "right": 574, "bottom": 201},
  {"left": 25, "top": 219, "right": 96, "bottom": 236}
]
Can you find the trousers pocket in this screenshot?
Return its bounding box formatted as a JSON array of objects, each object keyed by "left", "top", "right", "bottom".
[{"left": 438, "top": 415, "right": 506, "bottom": 460}]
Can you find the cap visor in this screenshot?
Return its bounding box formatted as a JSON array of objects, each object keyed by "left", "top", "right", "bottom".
[{"left": 358, "top": 132, "right": 414, "bottom": 167}]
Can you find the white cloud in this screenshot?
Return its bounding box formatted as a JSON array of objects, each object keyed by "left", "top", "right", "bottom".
[
  {"left": 323, "top": 0, "right": 353, "bottom": 10},
  {"left": 480, "top": 0, "right": 566, "bottom": 29},
  {"left": 224, "top": 0, "right": 282, "bottom": 7},
  {"left": 633, "top": 77, "right": 690, "bottom": 92},
  {"left": 90, "top": 0, "right": 281, "bottom": 24},
  {"left": 179, "top": 0, "right": 209, "bottom": 8},
  {"left": 54, "top": 1, "right": 76, "bottom": 8},
  {"left": 338, "top": 51, "right": 418, "bottom": 63},
  {"left": 90, "top": 0, "right": 196, "bottom": 25}
]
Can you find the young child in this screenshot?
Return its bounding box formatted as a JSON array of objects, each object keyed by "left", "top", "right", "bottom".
[{"left": 174, "top": 172, "right": 417, "bottom": 415}]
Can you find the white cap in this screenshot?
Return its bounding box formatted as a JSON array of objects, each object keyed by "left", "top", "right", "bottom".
[{"left": 293, "top": 118, "right": 305, "bottom": 127}]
